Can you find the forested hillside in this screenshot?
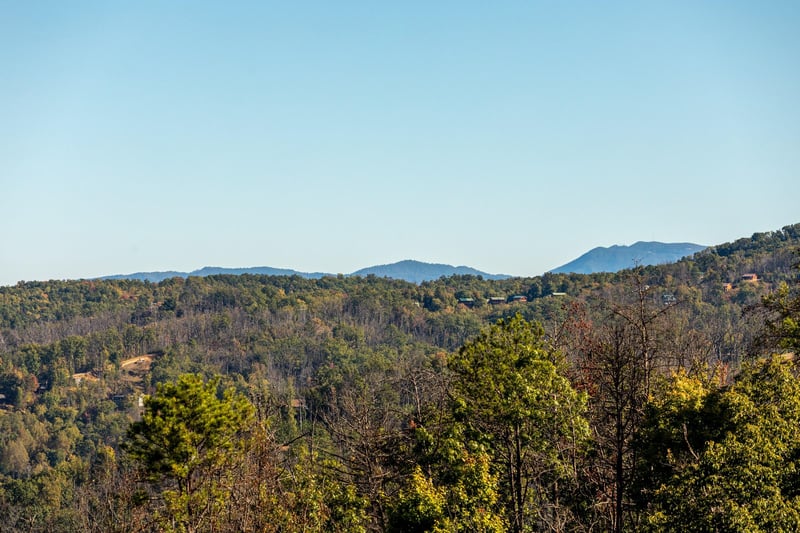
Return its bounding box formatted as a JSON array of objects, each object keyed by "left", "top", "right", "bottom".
[{"left": 0, "top": 223, "right": 798, "bottom": 532}]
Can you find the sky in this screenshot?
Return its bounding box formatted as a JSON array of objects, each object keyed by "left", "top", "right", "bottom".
[{"left": 2, "top": 1, "right": 799, "bottom": 286}]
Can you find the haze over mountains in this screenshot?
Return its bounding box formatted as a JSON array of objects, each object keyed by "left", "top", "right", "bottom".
[{"left": 100, "top": 242, "right": 705, "bottom": 284}]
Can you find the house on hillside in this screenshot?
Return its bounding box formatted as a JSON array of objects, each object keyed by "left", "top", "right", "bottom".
[
  {"left": 457, "top": 297, "right": 475, "bottom": 308},
  {"left": 507, "top": 295, "right": 528, "bottom": 304},
  {"left": 741, "top": 273, "right": 759, "bottom": 283},
  {"left": 488, "top": 297, "right": 506, "bottom": 305}
]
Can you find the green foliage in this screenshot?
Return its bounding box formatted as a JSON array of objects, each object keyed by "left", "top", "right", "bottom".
[
  {"left": 124, "top": 374, "right": 254, "bottom": 532},
  {"left": 448, "top": 314, "right": 589, "bottom": 532},
  {"left": 0, "top": 224, "right": 797, "bottom": 530},
  {"left": 758, "top": 279, "right": 800, "bottom": 354},
  {"left": 389, "top": 429, "right": 507, "bottom": 533},
  {"left": 388, "top": 466, "right": 448, "bottom": 532},
  {"left": 641, "top": 356, "right": 800, "bottom": 532},
  {"left": 633, "top": 369, "right": 726, "bottom": 507}
]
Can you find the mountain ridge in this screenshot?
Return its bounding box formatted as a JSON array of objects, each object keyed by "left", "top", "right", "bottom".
[
  {"left": 99, "top": 260, "right": 509, "bottom": 284},
  {"left": 350, "top": 260, "right": 510, "bottom": 283},
  {"left": 99, "top": 242, "right": 708, "bottom": 284},
  {"left": 550, "top": 241, "right": 707, "bottom": 274}
]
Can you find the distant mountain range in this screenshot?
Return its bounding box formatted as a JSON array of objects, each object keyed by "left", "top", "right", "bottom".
[
  {"left": 101, "top": 266, "right": 329, "bottom": 283},
  {"left": 99, "top": 242, "right": 706, "bottom": 284},
  {"left": 100, "top": 260, "right": 509, "bottom": 284},
  {"left": 549, "top": 241, "right": 707, "bottom": 274},
  {"left": 351, "top": 260, "right": 510, "bottom": 283}
]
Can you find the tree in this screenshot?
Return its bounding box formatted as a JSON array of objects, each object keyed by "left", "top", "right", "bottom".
[
  {"left": 388, "top": 425, "right": 507, "bottom": 533},
  {"left": 75, "top": 448, "right": 152, "bottom": 533},
  {"left": 756, "top": 277, "right": 800, "bottom": 355},
  {"left": 575, "top": 273, "right": 681, "bottom": 532},
  {"left": 448, "top": 314, "right": 589, "bottom": 532},
  {"left": 632, "top": 368, "right": 725, "bottom": 511},
  {"left": 641, "top": 356, "right": 800, "bottom": 532},
  {"left": 123, "top": 374, "right": 254, "bottom": 532}
]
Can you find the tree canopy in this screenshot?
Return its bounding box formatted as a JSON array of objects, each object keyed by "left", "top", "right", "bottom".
[
  {"left": 124, "top": 374, "right": 254, "bottom": 532},
  {"left": 639, "top": 357, "right": 800, "bottom": 532},
  {"left": 448, "top": 314, "right": 589, "bottom": 532}
]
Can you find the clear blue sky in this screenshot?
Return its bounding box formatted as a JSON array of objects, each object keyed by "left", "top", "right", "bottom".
[{"left": 2, "top": 1, "right": 799, "bottom": 286}]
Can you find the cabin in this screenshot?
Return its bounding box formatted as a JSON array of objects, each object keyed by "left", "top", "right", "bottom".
[
  {"left": 741, "top": 273, "right": 759, "bottom": 283},
  {"left": 488, "top": 297, "right": 506, "bottom": 305},
  {"left": 508, "top": 295, "right": 528, "bottom": 304},
  {"left": 457, "top": 297, "right": 475, "bottom": 308},
  {"left": 111, "top": 395, "right": 127, "bottom": 409}
]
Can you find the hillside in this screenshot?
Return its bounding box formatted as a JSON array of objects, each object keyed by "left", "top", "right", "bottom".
[{"left": 0, "top": 223, "right": 798, "bottom": 532}]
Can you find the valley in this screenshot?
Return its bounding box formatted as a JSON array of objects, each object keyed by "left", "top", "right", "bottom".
[{"left": 0, "top": 223, "right": 797, "bottom": 532}]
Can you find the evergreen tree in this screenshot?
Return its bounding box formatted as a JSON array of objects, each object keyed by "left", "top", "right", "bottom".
[{"left": 123, "top": 374, "right": 254, "bottom": 532}]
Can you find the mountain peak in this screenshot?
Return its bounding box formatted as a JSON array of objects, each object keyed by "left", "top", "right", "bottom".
[
  {"left": 550, "top": 242, "right": 706, "bottom": 274},
  {"left": 349, "top": 260, "right": 509, "bottom": 284}
]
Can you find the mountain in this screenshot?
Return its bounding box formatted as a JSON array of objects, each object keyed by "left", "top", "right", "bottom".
[
  {"left": 350, "top": 260, "right": 510, "bottom": 283},
  {"left": 101, "top": 266, "right": 328, "bottom": 282},
  {"left": 101, "top": 270, "right": 189, "bottom": 283},
  {"left": 189, "top": 266, "right": 330, "bottom": 278},
  {"left": 550, "top": 241, "right": 707, "bottom": 274},
  {"left": 100, "top": 261, "right": 509, "bottom": 284}
]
